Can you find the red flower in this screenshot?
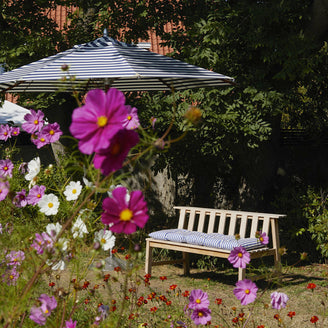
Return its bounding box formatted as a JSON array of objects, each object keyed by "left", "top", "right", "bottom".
[
  {"left": 150, "top": 307, "right": 158, "bottom": 313},
  {"left": 128, "top": 313, "right": 135, "bottom": 320},
  {"left": 166, "top": 301, "right": 172, "bottom": 306},
  {"left": 114, "top": 266, "right": 121, "bottom": 272},
  {"left": 110, "top": 305, "right": 117, "bottom": 312},
  {"left": 103, "top": 274, "right": 110, "bottom": 282},
  {"left": 111, "top": 248, "right": 118, "bottom": 254},
  {"left": 257, "top": 325, "right": 265, "bottom": 328},
  {"left": 82, "top": 281, "right": 90, "bottom": 289},
  {"left": 160, "top": 276, "right": 167, "bottom": 281},
  {"left": 49, "top": 282, "right": 55, "bottom": 287},
  {"left": 84, "top": 298, "right": 90, "bottom": 304},
  {"left": 144, "top": 274, "right": 151, "bottom": 279},
  {"left": 169, "top": 284, "right": 177, "bottom": 290},
  {"left": 310, "top": 316, "right": 319, "bottom": 323},
  {"left": 287, "top": 311, "right": 296, "bottom": 318},
  {"left": 215, "top": 298, "right": 222, "bottom": 305},
  {"left": 125, "top": 254, "right": 131, "bottom": 260},
  {"left": 182, "top": 290, "right": 190, "bottom": 297},
  {"left": 307, "top": 283, "right": 317, "bottom": 290},
  {"left": 274, "top": 314, "right": 280, "bottom": 321},
  {"left": 232, "top": 317, "right": 238, "bottom": 323}
]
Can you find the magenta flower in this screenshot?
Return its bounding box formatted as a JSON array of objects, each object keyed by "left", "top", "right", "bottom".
[
  {"left": 93, "top": 129, "right": 139, "bottom": 175},
  {"left": 69, "top": 88, "right": 128, "bottom": 154},
  {"left": 2, "top": 267, "right": 20, "bottom": 286},
  {"left": 31, "top": 232, "right": 53, "bottom": 254},
  {"left": 233, "top": 279, "right": 258, "bottom": 305},
  {"left": 12, "top": 189, "right": 27, "bottom": 208},
  {"left": 270, "top": 291, "right": 289, "bottom": 310},
  {"left": 228, "top": 246, "right": 250, "bottom": 268},
  {"left": 101, "top": 186, "right": 149, "bottom": 234},
  {"left": 30, "top": 294, "right": 57, "bottom": 326},
  {"left": 0, "top": 180, "right": 10, "bottom": 201},
  {"left": 31, "top": 131, "right": 50, "bottom": 149},
  {"left": 6, "top": 250, "right": 25, "bottom": 267},
  {"left": 42, "top": 122, "right": 62, "bottom": 143},
  {"left": 188, "top": 289, "right": 210, "bottom": 310},
  {"left": 22, "top": 109, "right": 44, "bottom": 133},
  {"left": 27, "top": 185, "right": 46, "bottom": 205},
  {"left": 64, "top": 318, "right": 77, "bottom": 328},
  {"left": 122, "top": 105, "right": 140, "bottom": 130},
  {"left": 0, "top": 124, "right": 12, "bottom": 141},
  {"left": 258, "top": 231, "right": 269, "bottom": 245},
  {"left": 10, "top": 126, "right": 20, "bottom": 137},
  {"left": 0, "top": 159, "right": 14, "bottom": 178},
  {"left": 190, "top": 308, "right": 212, "bottom": 326}
]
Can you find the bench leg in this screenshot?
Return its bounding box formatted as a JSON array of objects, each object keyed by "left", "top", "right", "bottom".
[
  {"left": 238, "top": 267, "right": 246, "bottom": 281},
  {"left": 145, "top": 240, "right": 152, "bottom": 275},
  {"left": 183, "top": 252, "right": 190, "bottom": 276}
]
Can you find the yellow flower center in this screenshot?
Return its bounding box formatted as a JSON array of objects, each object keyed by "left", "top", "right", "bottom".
[
  {"left": 0, "top": 189, "right": 2, "bottom": 193},
  {"left": 259, "top": 237, "right": 263, "bottom": 242},
  {"left": 97, "top": 116, "right": 108, "bottom": 127},
  {"left": 120, "top": 209, "right": 133, "bottom": 221},
  {"left": 101, "top": 238, "right": 106, "bottom": 244},
  {"left": 48, "top": 202, "right": 53, "bottom": 208},
  {"left": 44, "top": 309, "right": 49, "bottom": 314},
  {"left": 34, "top": 120, "right": 39, "bottom": 125},
  {"left": 4, "top": 166, "right": 8, "bottom": 171},
  {"left": 198, "top": 312, "right": 203, "bottom": 317},
  {"left": 72, "top": 189, "right": 77, "bottom": 194},
  {"left": 40, "top": 138, "right": 45, "bottom": 142},
  {"left": 245, "top": 289, "right": 250, "bottom": 294},
  {"left": 37, "top": 194, "right": 41, "bottom": 198},
  {"left": 49, "top": 129, "right": 55, "bottom": 135},
  {"left": 196, "top": 299, "right": 201, "bottom": 304},
  {"left": 127, "top": 115, "right": 132, "bottom": 121},
  {"left": 238, "top": 252, "right": 243, "bottom": 258},
  {"left": 4, "top": 132, "right": 7, "bottom": 136},
  {"left": 9, "top": 275, "right": 14, "bottom": 280}
]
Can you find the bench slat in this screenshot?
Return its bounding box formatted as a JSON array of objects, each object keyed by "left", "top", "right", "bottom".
[
  {"left": 239, "top": 214, "right": 247, "bottom": 238},
  {"left": 218, "top": 213, "right": 226, "bottom": 234},
  {"left": 197, "top": 210, "right": 206, "bottom": 232},
  {"left": 250, "top": 216, "right": 259, "bottom": 238},
  {"left": 178, "top": 207, "right": 187, "bottom": 229},
  {"left": 207, "top": 211, "right": 216, "bottom": 233},
  {"left": 228, "top": 213, "right": 237, "bottom": 236},
  {"left": 187, "top": 209, "right": 196, "bottom": 230}
]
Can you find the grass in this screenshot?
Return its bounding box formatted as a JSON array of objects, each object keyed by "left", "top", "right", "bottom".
[{"left": 44, "top": 251, "right": 328, "bottom": 327}]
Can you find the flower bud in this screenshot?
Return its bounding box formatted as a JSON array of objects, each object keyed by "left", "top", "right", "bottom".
[{"left": 184, "top": 106, "right": 202, "bottom": 125}]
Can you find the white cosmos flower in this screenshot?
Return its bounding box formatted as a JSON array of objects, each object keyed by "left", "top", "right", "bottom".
[
  {"left": 46, "top": 222, "right": 62, "bottom": 240},
  {"left": 25, "top": 157, "right": 41, "bottom": 181},
  {"left": 64, "top": 181, "right": 82, "bottom": 201},
  {"left": 71, "top": 217, "right": 88, "bottom": 239},
  {"left": 56, "top": 237, "right": 68, "bottom": 251},
  {"left": 38, "top": 193, "right": 59, "bottom": 216},
  {"left": 94, "top": 229, "right": 116, "bottom": 251},
  {"left": 47, "top": 259, "right": 66, "bottom": 271}
]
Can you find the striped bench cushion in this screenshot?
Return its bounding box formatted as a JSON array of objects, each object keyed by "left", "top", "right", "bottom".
[{"left": 149, "top": 229, "right": 264, "bottom": 251}]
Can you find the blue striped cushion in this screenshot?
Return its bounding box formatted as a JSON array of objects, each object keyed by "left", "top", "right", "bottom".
[{"left": 149, "top": 229, "right": 264, "bottom": 251}]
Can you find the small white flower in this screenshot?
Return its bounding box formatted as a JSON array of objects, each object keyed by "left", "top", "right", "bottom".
[
  {"left": 56, "top": 237, "right": 68, "bottom": 251},
  {"left": 38, "top": 193, "right": 59, "bottom": 216},
  {"left": 64, "top": 181, "right": 82, "bottom": 201},
  {"left": 71, "top": 217, "right": 88, "bottom": 239},
  {"left": 94, "top": 229, "right": 116, "bottom": 251},
  {"left": 83, "top": 177, "right": 94, "bottom": 188},
  {"left": 46, "top": 222, "right": 62, "bottom": 240},
  {"left": 25, "top": 157, "right": 41, "bottom": 181},
  {"left": 47, "top": 259, "right": 65, "bottom": 271}
]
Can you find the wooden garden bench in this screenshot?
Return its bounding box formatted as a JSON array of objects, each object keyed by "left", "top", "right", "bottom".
[{"left": 145, "top": 206, "right": 285, "bottom": 281}]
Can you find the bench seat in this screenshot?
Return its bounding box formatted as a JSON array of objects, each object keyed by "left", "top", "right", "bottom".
[{"left": 145, "top": 206, "right": 285, "bottom": 281}]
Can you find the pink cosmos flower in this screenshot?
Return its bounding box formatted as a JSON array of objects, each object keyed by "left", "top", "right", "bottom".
[
  {"left": 31, "top": 130, "right": 50, "bottom": 149},
  {"left": 42, "top": 122, "right": 63, "bottom": 143},
  {"left": 27, "top": 185, "right": 46, "bottom": 205},
  {"left": 228, "top": 246, "right": 251, "bottom": 268},
  {"left": 188, "top": 289, "right": 210, "bottom": 310},
  {"left": 190, "top": 308, "right": 212, "bottom": 326},
  {"left": 12, "top": 189, "right": 27, "bottom": 208},
  {"left": 22, "top": 109, "right": 44, "bottom": 133},
  {"left": 2, "top": 267, "right": 20, "bottom": 286},
  {"left": 30, "top": 294, "right": 57, "bottom": 326},
  {"left": 0, "top": 180, "right": 10, "bottom": 201},
  {"left": 69, "top": 88, "right": 128, "bottom": 154},
  {"left": 0, "top": 159, "right": 14, "bottom": 178},
  {"left": 122, "top": 105, "right": 140, "bottom": 130},
  {"left": 101, "top": 186, "right": 149, "bottom": 234},
  {"left": 64, "top": 318, "right": 77, "bottom": 328},
  {"left": 258, "top": 231, "right": 269, "bottom": 245},
  {"left": 93, "top": 129, "right": 139, "bottom": 175},
  {"left": 31, "top": 232, "right": 53, "bottom": 254},
  {"left": 270, "top": 291, "right": 289, "bottom": 310},
  {"left": 10, "top": 126, "right": 20, "bottom": 137},
  {"left": 6, "top": 250, "right": 25, "bottom": 267},
  {"left": 233, "top": 279, "right": 258, "bottom": 305},
  {"left": 0, "top": 124, "right": 12, "bottom": 141}
]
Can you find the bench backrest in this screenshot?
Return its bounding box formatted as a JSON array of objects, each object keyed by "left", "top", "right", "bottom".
[{"left": 174, "top": 206, "right": 285, "bottom": 239}]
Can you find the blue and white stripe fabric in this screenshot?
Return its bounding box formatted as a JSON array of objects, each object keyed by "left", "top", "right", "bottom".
[
  {"left": 0, "top": 36, "right": 234, "bottom": 93},
  {"left": 149, "top": 229, "right": 264, "bottom": 251}
]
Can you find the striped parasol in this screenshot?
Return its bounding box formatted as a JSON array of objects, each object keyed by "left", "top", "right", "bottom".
[{"left": 0, "top": 36, "right": 234, "bottom": 93}]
